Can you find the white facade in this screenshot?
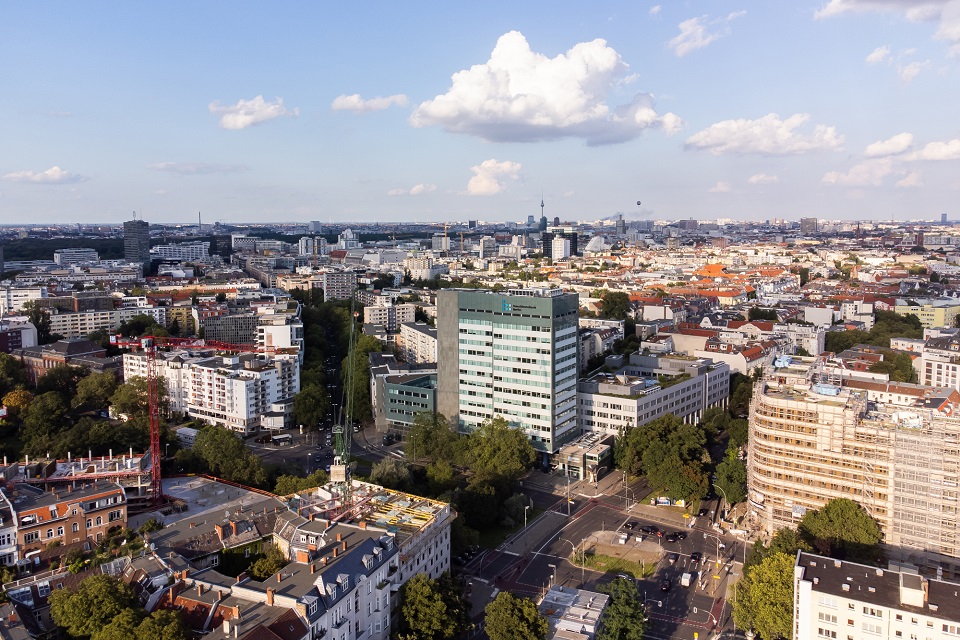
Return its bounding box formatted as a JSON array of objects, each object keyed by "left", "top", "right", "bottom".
[
  {"left": 48, "top": 306, "right": 166, "bottom": 339},
  {"left": 53, "top": 248, "right": 99, "bottom": 265},
  {"left": 363, "top": 304, "right": 415, "bottom": 331},
  {"left": 151, "top": 241, "right": 210, "bottom": 262},
  {"left": 0, "top": 286, "right": 46, "bottom": 315},
  {"left": 397, "top": 322, "right": 438, "bottom": 364}
]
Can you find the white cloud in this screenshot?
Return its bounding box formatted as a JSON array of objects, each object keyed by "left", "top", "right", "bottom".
[
  {"left": 747, "top": 173, "right": 779, "bottom": 184},
  {"left": 822, "top": 158, "right": 894, "bottom": 186},
  {"left": 410, "top": 31, "right": 681, "bottom": 145},
  {"left": 896, "top": 171, "right": 924, "bottom": 187},
  {"left": 563, "top": 190, "right": 576, "bottom": 197},
  {"left": 2, "top": 166, "right": 88, "bottom": 184},
  {"left": 387, "top": 183, "right": 437, "bottom": 196},
  {"left": 466, "top": 159, "right": 522, "bottom": 196},
  {"left": 865, "top": 45, "right": 891, "bottom": 63},
  {"left": 815, "top": 1, "right": 960, "bottom": 49},
  {"left": 864, "top": 133, "right": 913, "bottom": 157},
  {"left": 649, "top": 5, "right": 662, "bottom": 16},
  {"left": 147, "top": 162, "right": 247, "bottom": 175},
  {"left": 897, "top": 59, "right": 932, "bottom": 80},
  {"left": 685, "top": 113, "right": 844, "bottom": 155},
  {"left": 331, "top": 93, "right": 409, "bottom": 112},
  {"left": 709, "top": 181, "right": 732, "bottom": 193},
  {"left": 909, "top": 138, "right": 960, "bottom": 160},
  {"left": 668, "top": 11, "right": 746, "bottom": 57},
  {"left": 208, "top": 95, "right": 299, "bottom": 130}
]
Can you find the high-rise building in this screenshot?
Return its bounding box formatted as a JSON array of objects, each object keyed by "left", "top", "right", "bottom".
[
  {"left": 437, "top": 288, "right": 580, "bottom": 460},
  {"left": 800, "top": 217, "right": 818, "bottom": 234},
  {"left": 123, "top": 218, "right": 151, "bottom": 272},
  {"left": 542, "top": 226, "right": 579, "bottom": 260}
]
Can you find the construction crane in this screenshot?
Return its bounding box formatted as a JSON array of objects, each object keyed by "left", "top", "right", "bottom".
[
  {"left": 329, "top": 302, "right": 359, "bottom": 509},
  {"left": 111, "top": 334, "right": 279, "bottom": 508}
]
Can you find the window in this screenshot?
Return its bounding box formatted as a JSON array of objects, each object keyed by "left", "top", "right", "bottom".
[
  {"left": 819, "top": 613, "right": 838, "bottom": 624},
  {"left": 57, "top": 527, "right": 63, "bottom": 537},
  {"left": 863, "top": 622, "right": 882, "bottom": 635},
  {"left": 24, "top": 532, "right": 39, "bottom": 543},
  {"left": 863, "top": 607, "right": 883, "bottom": 618},
  {"left": 46, "top": 529, "right": 53, "bottom": 539},
  {"left": 819, "top": 629, "right": 837, "bottom": 639},
  {"left": 72, "top": 523, "right": 79, "bottom": 533},
  {"left": 96, "top": 516, "right": 102, "bottom": 526},
  {"left": 86, "top": 519, "right": 92, "bottom": 528}
]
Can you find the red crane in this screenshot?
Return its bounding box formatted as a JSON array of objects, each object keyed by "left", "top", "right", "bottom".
[{"left": 112, "top": 335, "right": 277, "bottom": 508}]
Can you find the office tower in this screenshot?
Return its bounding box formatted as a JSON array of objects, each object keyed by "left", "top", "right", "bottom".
[
  {"left": 123, "top": 218, "right": 151, "bottom": 272},
  {"left": 437, "top": 288, "right": 580, "bottom": 461},
  {"left": 942, "top": 213, "right": 949, "bottom": 224},
  {"left": 542, "top": 226, "right": 579, "bottom": 260},
  {"left": 800, "top": 217, "right": 818, "bottom": 234}
]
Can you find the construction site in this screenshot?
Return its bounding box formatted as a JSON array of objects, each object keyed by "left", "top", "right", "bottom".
[{"left": 748, "top": 355, "right": 960, "bottom": 578}]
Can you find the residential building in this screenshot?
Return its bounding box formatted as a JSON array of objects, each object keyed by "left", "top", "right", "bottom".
[
  {"left": 203, "top": 313, "right": 258, "bottom": 345},
  {"left": 578, "top": 353, "right": 730, "bottom": 438},
  {"left": 794, "top": 551, "right": 960, "bottom": 640},
  {"left": 437, "top": 288, "right": 580, "bottom": 458},
  {"left": 894, "top": 298, "right": 960, "bottom": 329},
  {"left": 0, "top": 318, "right": 37, "bottom": 354},
  {"left": 397, "top": 322, "right": 438, "bottom": 364},
  {"left": 0, "top": 286, "right": 46, "bottom": 315},
  {"left": 13, "top": 338, "right": 115, "bottom": 384},
  {"left": 748, "top": 357, "right": 960, "bottom": 576},
  {"left": 363, "top": 303, "right": 415, "bottom": 331},
  {"left": 578, "top": 327, "right": 618, "bottom": 370},
  {"left": 151, "top": 241, "right": 210, "bottom": 262},
  {"left": 123, "top": 218, "right": 151, "bottom": 271},
  {"left": 774, "top": 322, "right": 826, "bottom": 355},
  {"left": 919, "top": 334, "right": 960, "bottom": 390},
  {"left": 256, "top": 310, "right": 304, "bottom": 366},
  {"left": 542, "top": 226, "right": 579, "bottom": 260},
  {"left": 322, "top": 271, "right": 357, "bottom": 301},
  {"left": 52, "top": 248, "right": 99, "bottom": 265},
  {"left": 0, "top": 493, "right": 18, "bottom": 567},
  {"left": 45, "top": 306, "right": 166, "bottom": 339}
]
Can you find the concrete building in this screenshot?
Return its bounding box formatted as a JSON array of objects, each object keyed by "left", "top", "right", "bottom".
[
  {"left": 748, "top": 356, "right": 960, "bottom": 576},
  {"left": 123, "top": 218, "right": 151, "bottom": 271},
  {"left": 151, "top": 241, "right": 210, "bottom": 262},
  {"left": 13, "top": 338, "right": 116, "bottom": 384},
  {"left": 895, "top": 298, "right": 960, "bottom": 329},
  {"left": 774, "top": 322, "right": 826, "bottom": 355},
  {"left": 322, "top": 271, "right": 357, "bottom": 301},
  {"left": 578, "top": 353, "right": 730, "bottom": 438},
  {"left": 203, "top": 313, "right": 259, "bottom": 345},
  {"left": 437, "top": 288, "right": 580, "bottom": 457},
  {"left": 794, "top": 551, "right": 960, "bottom": 640},
  {"left": 52, "top": 248, "right": 99, "bottom": 265},
  {"left": 0, "top": 318, "right": 37, "bottom": 354},
  {"left": 363, "top": 304, "right": 415, "bottom": 332},
  {"left": 397, "top": 322, "right": 438, "bottom": 364},
  {"left": 47, "top": 306, "right": 166, "bottom": 339},
  {"left": 0, "top": 286, "right": 46, "bottom": 315},
  {"left": 799, "top": 217, "right": 818, "bottom": 234},
  {"left": 538, "top": 585, "right": 609, "bottom": 640},
  {"left": 542, "top": 227, "right": 579, "bottom": 260},
  {"left": 370, "top": 353, "right": 437, "bottom": 437}
]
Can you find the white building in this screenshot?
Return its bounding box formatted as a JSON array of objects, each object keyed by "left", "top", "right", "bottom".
[
  {"left": 151, "top": 241, "right": 210, "bottom": 262},
  {"left": 397, "top": 322, "right": 438, "bottom": 364},
  {"left": 53, "top": 248, "right": 99, "bottom": 265},
  {"left": 48, "top": 306, "right": 167, "bottom": 339},
  {"left": 794, "top": 551, "right": 960, "bottom": 640},
  {"left": 774, "top": 322, "right": 826, "bottom": 355},
  {"left": 0, "top": 285, "right": 46, "bottom": 315},
  {"left": 363, "top": 304, "right": 415, "bottom": 331}
]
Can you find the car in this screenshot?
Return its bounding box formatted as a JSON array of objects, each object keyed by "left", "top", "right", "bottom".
[
  {"left": 623, "top": 521, "right": 636, "bottom": 530},
  {"left": 690, "top": 552, "right": 702, "bottom": 564},
  {"left": 675, "top": 531, "right": 687, "bottom": 540},
  {"left": 667, "top": 553, "right": 679, "bottom": 564},
  {"left": 697, "top": 508, "right": 708, "bottom": 517},
  {"left": 353, "top": 424, "right": 360, "bottom": 433},
  {"left": 664, "top": 534, "right": 679, "bottom": 543},
  {"left": 659, "top": 579, "right": 672, "bottom": 592},
  {"left": 638, "top": 525, "right": 654, "bottom": 534},
  {"left": 325, "top": 451, "right": 333, "bottom": 459}
]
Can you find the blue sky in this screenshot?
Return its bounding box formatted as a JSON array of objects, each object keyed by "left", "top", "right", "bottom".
[{"left": 2, "top": 1, "right": 959, "bottom": 225}]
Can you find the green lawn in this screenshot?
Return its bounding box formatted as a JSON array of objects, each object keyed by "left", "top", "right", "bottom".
[{"left": 573, "top": 551, "right": 657, "bottom": 578}]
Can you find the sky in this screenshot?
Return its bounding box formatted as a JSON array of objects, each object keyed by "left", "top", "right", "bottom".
[{"left": 2, "top": 1, "right": 960, "bottom": 225}]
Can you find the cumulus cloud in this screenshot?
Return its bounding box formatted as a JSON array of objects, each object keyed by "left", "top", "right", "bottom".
[
  {"left": 387, "top": 183, "right": 437, "bottom": 196},
  {"left": 864, "top": 133, "right": 913, "bottom": 157},
  {"left": 897, "top": 59, "right": 932, "bottom": 80},
  {"left": 2, "top": 166, "right": 88, "bottom": 184},
  {"left": 685, "top": 113, "right": 844, "bottom": 156},
  {"left": 668, "top": 11, "right": 746, "bottom": 57},
  {"left": 650, "top": 5, "right": 662, "bottom": 16},
  {"left": 747, "top": 173, "right": 779, "bottom": 184},
  {"left": 822, "top": 158, "right": 894, "bottom": 186},
  {"left": 908, "top": 138, "right": 960, "bottom": 160},
  {"left": 866, "top": 45, "right": 891, "bottom": 63},
  {"left": 709, "top": 181, "right": 732, "bottom": 193},
  {"left": 466, "top": 159, "right": 522, "bottom": 196},
  {"left": 896, "top": 171, "right": 924, "bottom": 187},
  {"left": 331, "top": 94, "right": 409, "bottom": 112},
  {"left": 410, "top": 31, "right": 682, "bottom": 145},
  {"left": 147, "top": 162, "right": 247, "bottom": 175},
  {"left": 208, "top": 95, "right": 299, "bottom": 130}
]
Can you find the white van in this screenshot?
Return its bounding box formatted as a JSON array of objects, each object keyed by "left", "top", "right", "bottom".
[{"left": 680, "top": 572, "right": 694, "bottom": 587}]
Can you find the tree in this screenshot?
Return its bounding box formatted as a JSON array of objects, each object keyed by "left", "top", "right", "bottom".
[
  {"left": 36, "top": 364, "right": 86, "bottom": 401},
  {"left": 293, "top": 384, "right": 331, "bottom": 430},
  {"left": 192, "top": 425, "right": 268, "bottom": 487},
  {"left": 1, "top": 388, "right": 33, "bottom": 420},
  {"left": 746, "top": 526, "right": 811, "bottom": 571},
  {"left": 410, "top": 412, "right": 457, "bottom": 463},
  {"left": 273, "top": 469, "right": 330, "bottom": 495},
  {"left": 715, "top": 454, "right": 747, "bottom": 505},
  {"left": 484, "top": 591, "right": 547, "bottom": 640},
  {"left": 426, "top": 459, "right": 456, "bottom": 495},
  {"left": 341, "top": 334, "right": 381, "bottom": 421},
  {"left": 49, "top": 574, "right": 137, "bottom": 639},
  {"left": 134, "top": 610, "right": 188, "bottom": 640},
  {"left": 599, "top": 291, "right": 631, "bottom": 320},
  {"left": 73, "top": 372, "right": 119, "bottom": 413},
  {"left": 248, "top": 543, "right": 287, "bottom": 579},
  {"left": 597, "top": 577, "right": 646, "bottom": 640},
  {"left": 0, "top": 353, "right": 27, "bottom": 398},
  {"left": 23, "top": 300, "right": 54, "bottom": 344},
  {"left": 748, "top": 306, "right": 778, "bottom": 321},
  {"left": 22, "top": 391, "right": 70, "bottom": 455},
  {"left": 729, "top": 380, "right": 754, "bottom": 417},
  {"left": 615, "top": 414, "right": 709, "bottom": 504},
  {"left": 464, "top": 416, "right": 537, "bottom": 485},
  {"left": 369, "top": 457, "right": 412, "bottom": 490},
  {"left": 396, "top": 573, "right": 459, "bottom": 640},
  {"left": 798, "top": 498, "right": 882, "bottom": 562},
  {"left": 727, "top": 418, "right": 749, "bottom": 449},
  {"left": 733, "top": 552, "right": 794, "bottom": 640}
]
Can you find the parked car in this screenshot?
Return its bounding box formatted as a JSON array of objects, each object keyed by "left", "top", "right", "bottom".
[
  {"left": 698, "top": 508, "right": 708, "bottom": 517},
  {"left": 623, "top": 521, "right": 636, "bottom": 530},
  {"left": 664, "top": 534, "right": 679, "bottom": 543},
  {"left": 659, "top": 579, "right": 672, "bottom": 592},
  {"left": 667, "top": 553, "right": 679, "bottom": 564},
  {"left": 690, "top": 552, "right": 702, "bottom": 564},
  {"left": 675, "top": 531, "right": 687, "bottom": 540}
]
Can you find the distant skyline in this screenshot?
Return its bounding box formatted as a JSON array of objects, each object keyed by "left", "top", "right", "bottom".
[{"left": 2, "top": 1, "right": 959, "bottom": 224}]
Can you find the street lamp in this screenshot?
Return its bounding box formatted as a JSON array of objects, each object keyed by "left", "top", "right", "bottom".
[
  {"left": 548, "top": 563, "right": 556, "bottom": 588},
  {"left": 307, "top": 453, "right": 312, "bottom": 472},
  {"left": 524, "top": 505, "right": 530, "bottom": 529},
  {"left": 560, "top": 538, "right": 585, "bottom": 588},
  {"left": 165, "top": 443, "right": 170, "bottom": 458}
]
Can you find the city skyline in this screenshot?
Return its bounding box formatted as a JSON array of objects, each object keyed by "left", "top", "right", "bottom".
[{"left": 2, "top": 1, "right": 959, "bottom": 224}]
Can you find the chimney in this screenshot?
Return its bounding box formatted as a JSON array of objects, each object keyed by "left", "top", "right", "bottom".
[
  {"left": 230, "top": 521, "right": 237, "bottom": 536},
  {"left": 310, "top": 564, "right": 316, "bottom": 574},
  {"left": 214, "top": 524, "right": 224, "bottom": 539},
  {"left": 322, "top": 557, "right": 327, "bottom": 566},
  {"left": 359, "top": 521, "right": 367, "bottom": 530},
  {"left": 336, "top": 533, "right": 342, "bottom": 542},
  {"left": 197, "top": 584, "right": 204, "bottom": 596},
  {"left": 309, "top": 513, "right": 314, "bottom": 521},
  {"left": 217, "top": 590, "right": 223, "bottom": 601},
  {"left": 333, "top": 547, "right": 338, "bottom": 558},
  {"left": 266, "top": 588, "right": 275, "bottom": 606},
  {"left": 182, "top": 568, "right": 190, "bottom": 579},
  {"left": 232, "top": 605, "right": 241, "bottom": 620},
  {"left": 277, "top": 572, "right": 283, "bottom": 583},
  {"left": 189, "top": 522, "right": 196, "bottom": 529},
  {"left": 235, "top": 572, "right": 247, "bottom": 584},
  {"left": 341, "top": 541, "right": 347, "bottom": 551}
]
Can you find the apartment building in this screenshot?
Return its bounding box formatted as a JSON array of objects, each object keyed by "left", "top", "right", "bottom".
[
  {"left": 13, "top": 338, "right": 115, "bottom": 384},
  {"left": 203, "top": 313, "right": 258, "bottom": 345},
  {"left": 917, "top": 334, "right": 960, "bottom": 390},
  {"left": 124, "top": 351, "right": 300, "bottom": 433},
  {"left": 0, "top": 318, "right": 37, "bottom": 354},
  {"left": 46, "top": 306, "right": 166, "bottom": 339},
  {"left": 437, "top": 288, "right": 580, "bottom": 457},
  {"left": 123, "top": 218, "right": 151, "bottom": 271},
  {"left": 9, "top": 482, "right": 126, "bottom": 555},
  {"left": 794, "top": 551, "right": 960, "bottom": 640},
  {"left": 397, "top": 322, "right": 438, "bottom": 364},
  {"left": 52, "top": 248, "right": 99, "bottom": 265},
  {"left": 323, "top": 271, "right": 358, "bottom": 301},
  {"left": 151, "top": 241, "right": 210, "bottom": 262},
  {"left": 578, "top": 353, "right": 730, "bottom": 437},
  {"left": 363, "top": 303, "right": 415, "bottom": 331},
  {"left": 0, "top": 285, "right": 46, "bottom": 315},
  {"left": 748, "top": 357, "right": 960, "bottom": 576},
  {"left": 894, "top": 298, "right": 960, "bottom": 329}
]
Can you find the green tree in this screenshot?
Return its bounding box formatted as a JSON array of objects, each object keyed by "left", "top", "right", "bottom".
[
  {"left": 273, "top": 469, "right": 330, "bottom": 495},
  {"left": 599, "top": 291, "right": 631, "bottom": 320},
  {"left": 426, "top": 459, "right": 456, "bottom": 495},
  {"left": 597, "top": 577, "right": 646, "bottom": 640},
  {"left": 410, "top": 411, "right": 457, "bottom": 463},
  {"left": 23, "top": 300, "right": 54, "bottom": 344},
  {"left": 748, "top": 306, "right": 779, "bottom": 321},
  {"left": 0, "top": 353, "right": 27, "bottom": 398},
  {"left": 192, "top": 425, "right": 268, "bottom": 487},
  {"left": 733, "top": 552, "right": 794, "bottom": 640},
  {"left": 615, "top": 414, "right": 709, "bottom": 504},
  {"left": 93, "top": 608, "right": 142, "bottom": 640},
  {"left": 72, "top": 372, "right": 119, "bottom": 413},
  {"left": 22, "top": 391, "right": 71, "bottom": 455},
  {"left": 36, "top": 364, "right": 86, "bottom": 401},
  {"left": 729, "top": 380, "right": 754, "bottom": 417},
  {"left": 134, "top": 610, "right": 188, "bottom": 640},
  {"left": 484, "top": 591, "right": 548, "bottom": 640},
  {"left": 341, "top": 334, "right": 381, "bottom": 421},
  {"left": 248, "top": 543, "right": 287, "bottom": 579},
  {"left": 396, "top": 573, "right": 459, "bottom": 640},
  {"left": 715, "top": 454, "right": 747, "bottom": 505},
  {"left": 464, "top": 416, "right": 537, "bottom": 484},
  {"left": 727, "top": 418, "right": 749, "bottom": 449},
  {"left": 369, "top": 457, "right": 412, "bottom": 490},
  {"left": 798, "top": 498, "right": 882, "bottom": 562},
  {"left": 745, "top": 527, "right": 811, "bottom": 571},
  {"left": 293, "top": 384, "right": 331, "bottom": 429},
  {"left": 1, "top": 388, "right": 33, "bottom": 420},
  {"left": 49, "top": 574, "right": 137, "bottom": 639}
]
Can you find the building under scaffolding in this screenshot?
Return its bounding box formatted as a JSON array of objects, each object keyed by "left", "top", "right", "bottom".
[
  {"left": 749, "top": 356, "right": 960, "bottom": 577},
  {"left": 0, "top": 450, "right": 156, "bottom": 514}
]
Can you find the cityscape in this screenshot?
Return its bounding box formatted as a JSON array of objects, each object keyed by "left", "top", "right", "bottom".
[{"left": 4, "top": 3, "right": 960, "bottom": 640}]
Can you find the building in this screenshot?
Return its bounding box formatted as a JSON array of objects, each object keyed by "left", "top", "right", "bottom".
[
  {"left": 578, "top": 353, "right": 730, "bottom": 438},
  {"left": 437, "top": 288, "right": 580, "bottom": 458},
  {"left": 151, "top": 241, "right": 210, "bottom": 262},
  {"left": 794, "top": 551, "right": 960, "bottom": 640},
  {"left": 0, "top": 318, "right": 37, "bottom": 354},
  {"left": 123, "top": 218, "right": 151, "bottom": 271},
  {"left": 799, "top": 217, "right": 818, "bottom": 234},
  {"left": 538, "top": 585, "right": 609, "bottom": 640},
  {"left": 0, "top": 286, "right": 46, "bottom": 315},
  {"left": 542, "top": 227, "right": 579, "bottom": 260},
  {"left": 363, "top": 304, "right": 415, "bottom": 332},
  {"left": 322, "top": 271, "right": 357, "bottom": 301},
  {"left": 123, "top": 351, "right": 300, "bottom": 434},
  {"left": 203, "top": 313, "right": 259, "bottom": 345},
  {"left": 748, "top": 356, "right": 960, "bottom": 576},
  {"left": 46, "top": 306, "right": 166, "bottom": 339},
  {"left": 397, "top": 322, "right": 438, "bottom": 364},
  {"left": 894, "top": 298, "right": 960, "bottom": 329},
  {"left": 370, "top": 353, "right": 437, "bottom": 437},
  {"left": 13, "top": 338, "right": 115, "bottom": 384},
  {"left": 52, "top": 248, "right": 99, "bottom": 265}
]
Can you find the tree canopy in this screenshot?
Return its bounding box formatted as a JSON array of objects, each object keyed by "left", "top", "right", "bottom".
[
  {"left": 598, "top": 291, "right": 631, "bottom": 320},
  {"left": 191, "top": 425, "right": 268, "bottom": 487},
  {"left": 463, "top": 415, "right": 537, "bottom": 485},
  {"left": 396, "top": 572, "right": 470, "bottom": 640},
  {"left": 615, "top": 414, "right": 709, "bottom": 504},
  {"left": 597, "top": 577, "right": 646, "bottom": 640},
  {"left": 733, "top": 552, "right": 794, "bottom": 640},
  {"left": 484, "top": 591, "right": 548, "bottom": 640},
  {"left": 799, "top": 498, "right": 882, "bottom": 562}
]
